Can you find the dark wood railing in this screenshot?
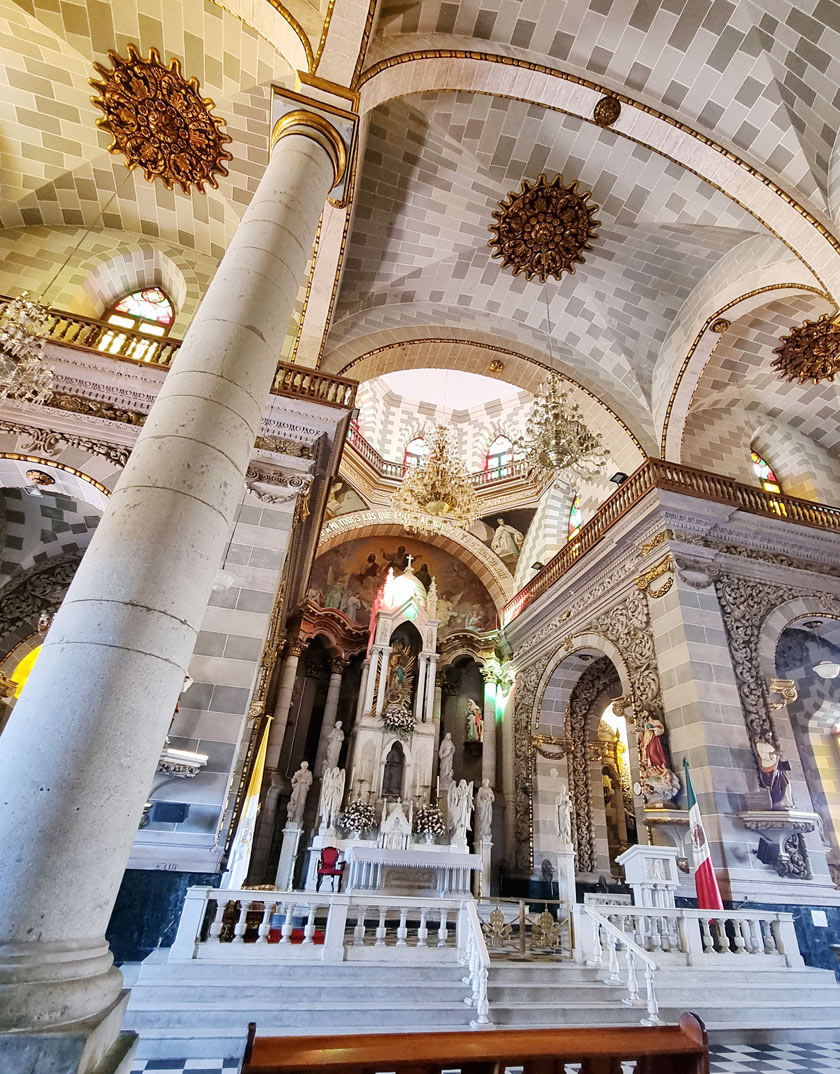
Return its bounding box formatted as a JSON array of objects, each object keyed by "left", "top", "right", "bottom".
[
  {"left": 503, "top": 457, "right": 840, "bottom": 624},
  {"left": 0, "top": 296, "right": 357, "bottom": 410},
  {"left": 243, "top": 1014, "right": 710, "bottom": 1073}
]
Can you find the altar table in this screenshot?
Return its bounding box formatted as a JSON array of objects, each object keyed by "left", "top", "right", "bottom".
[{"left": 343, "top": 845, "right": 481, "bottom": 895}]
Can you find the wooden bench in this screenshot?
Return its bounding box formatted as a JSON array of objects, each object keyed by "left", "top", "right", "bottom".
[{"left": 242, "top": 1013, "right": 710, "bottom": 1074}]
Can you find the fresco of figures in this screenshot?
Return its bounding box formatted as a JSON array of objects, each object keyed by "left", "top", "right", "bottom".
[{"left": 307, "top": 537, "right": 496, "bottom": 636}]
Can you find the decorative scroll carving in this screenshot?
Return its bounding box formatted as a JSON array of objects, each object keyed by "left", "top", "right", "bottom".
[
  {"left": 90, "top": 44, "right": 232, "bottom": 194},
  {"left": 0, "top": 554, "right": 81, "bottom": 645},
  {"left": 0, "top": 420, "right": 130, "bottom": 467},
  {"left": 778, "top": 833, "right": 812, "bottom": 880},
  {"left": 254, "top": 434, "right": 315, "bottom": 459},
  {"left": 50, "top": 393, "right": 146, "bottom": 425},
  {"left": 640, "top": 531, "right": 669, "bottom": 556},
  {"left": 772, "top": 313, "right": 840, "bottom": 384},
  {"left": 531, "top": 732, "right": 572, "bottom": 760},
  {"left": 768, "top": 678, "right": 797, "bottom": 710},
  {"left": 512, "top": 655, "right": 552, "bottom": 870},
  {"left": 634, "top": 554, "right": 674, "bottom": 598},
  {"left": 566, "top": 656, "right": 620, "bottom": 872},
  {"left": 715, "top": 572, "right": 840, "bottom": 806}
]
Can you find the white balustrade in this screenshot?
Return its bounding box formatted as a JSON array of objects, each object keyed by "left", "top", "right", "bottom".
[
  {"left": 169, "top": 887, "right": 466, "bottom": 964},
  {"left": 460, "top": 900, "right": 491, "bottom": 1027},
  {"left": 583, "top": 906, "right": 660, "bottom": 1025},
  {"left": 580, "top": 904, "right": 802, "bottom": 968}
]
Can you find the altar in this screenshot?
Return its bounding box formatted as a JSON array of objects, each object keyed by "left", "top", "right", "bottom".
[{"left": 343, "top": 844, "right": 480, "bottom": 896}]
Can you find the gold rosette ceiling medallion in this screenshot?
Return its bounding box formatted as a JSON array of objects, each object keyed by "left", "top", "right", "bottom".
[
  {"left": 90, "top": 44, "right": 233, "bottom": 194},
  {"left": 772, "top": 312, "right": 840, "bottom": 384}
]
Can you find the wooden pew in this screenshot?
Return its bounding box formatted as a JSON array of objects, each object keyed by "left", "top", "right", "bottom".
[{"left": 242, "top": 1013, "right": 710, "bottom": 1074}]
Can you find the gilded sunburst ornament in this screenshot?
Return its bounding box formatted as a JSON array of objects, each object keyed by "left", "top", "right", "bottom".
[
  {"left": 489, "top": 173, "right": 600, "bottom": 283},
  {"left": 771, "top": 313, "right": 840, "bottom": 383},
  {"left": 90, "top": 44, "right": 233, "bottom": 194}
]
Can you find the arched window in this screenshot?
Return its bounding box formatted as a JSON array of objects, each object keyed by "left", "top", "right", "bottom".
[
  {"left": 568, "top": 494, "right": 582, "bottom": 540},
  {"left": 100, "top": 287, "right": 175, "bottom": 362},
  {"left": 404, "top": 437, "right": 428, "bottom": 468},
  {"left": 751, "top": 451, "right": 781, "bottom": 494},
  {"left": 105, "top": 287, "right": 174, "bottom": 337},
  {"left": 485, "top": 434, "right": 513, "bottom": 480}
]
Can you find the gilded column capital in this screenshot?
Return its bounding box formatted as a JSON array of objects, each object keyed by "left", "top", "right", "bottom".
[
  {"left": 270, "top": 87, "right": 357, "bottom": 205},
  {"left": 287, "top": 639, "right": 307, "bottom": 658},
  {"left": 330, "top": 656, "right": 347, "bottom": 675}
]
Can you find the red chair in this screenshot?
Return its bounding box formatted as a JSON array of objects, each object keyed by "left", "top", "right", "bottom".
[{"left": 316, "top": 846, "right": 344, "bottom": 892}]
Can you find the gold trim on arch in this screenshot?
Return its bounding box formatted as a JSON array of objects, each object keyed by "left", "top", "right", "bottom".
[
  {"left": 270, "top": 110, "right": 347, "bottom": 188},
  {"left": 0, "top": 454, "right": 111, "bottom": 497},
  {"left": 265, "top": 0, "right": 315, "bottom": 70},
  {"left": 354, "top": 49, "right": 840, "bottom": 266},
  {"left": 660, "top": 283, "right": 829, "bottom": 458},
  {"left": 335, "top": 337, "right": 647, "bottom": 454}
]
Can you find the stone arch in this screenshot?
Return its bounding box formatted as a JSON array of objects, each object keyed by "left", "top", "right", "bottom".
[
  {"left": 0, "top": 553, "right": 83, "bottom": 660},
  {"left": 355, "top": 53, "right": 840, "bottom": 306},
  {"left": 316, "top": 509, "right": 514, "bottom": 609},
  {"left": 759, "top": 599, "right": 840, "bottom": 686},
  {"left": 68, "top": 247, "right": 191, "bottom": 323},
  {"left": 751, "top": 423, "right": 840, "bottom": 505}
]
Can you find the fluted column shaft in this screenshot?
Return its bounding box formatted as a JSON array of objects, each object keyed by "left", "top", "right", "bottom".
[
  {"left": 0, "top": 127, "right": 339, "bottom": 1034},
  {"left": 315, "top": 660, "right": 345, "bottom": 774}
]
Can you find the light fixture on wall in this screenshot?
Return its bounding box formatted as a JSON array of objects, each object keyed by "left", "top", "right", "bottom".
[
  {"left": 514, "top": 294, "right": 609, "bottom": 481},
  {"left": 807, "top": 621, "right": 840, "bottom": 679},
  {"left": 392, "top": 423, "right": 480, "bottom": 535},
  {"left": 609, "top": 472, "right": 628, "bottom": 485}
]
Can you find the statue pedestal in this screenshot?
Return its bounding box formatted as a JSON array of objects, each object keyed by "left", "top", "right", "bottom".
[
  {"left": 616, "top": 844, "right": 680, "bottom": 907},
  {"left": 274, "top": 823, "right": 303, "bottom": 891},
  {"left": 555, "top": 846, "right": 576, "bottom": 905}
]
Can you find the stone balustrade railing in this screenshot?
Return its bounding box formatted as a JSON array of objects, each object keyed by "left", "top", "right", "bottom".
[
  {"left": 582, "top": 904, "right": 660, "bottom": 1025},
  {"left": 504, "top": 457, "right": 840, "bottom": 623},
  {"left": 0, "top": 295, "right": 357, "bottom": 410},
  {"left": 579, "top": 903, "right": 803, "bottom": 968},
  {"left": 170, "top": 886, "right": 469, "bottom": 963}
]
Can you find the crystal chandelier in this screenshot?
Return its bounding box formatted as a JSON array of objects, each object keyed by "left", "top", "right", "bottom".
[
  {"left": 393, "top": 424, "right": 480, "bottom": 535},
  {"left": 515, "top": 374, "right": 608, "bottom": 480},
  {"left": 0, "top": 293, "right": 55, "bottom": 405}
]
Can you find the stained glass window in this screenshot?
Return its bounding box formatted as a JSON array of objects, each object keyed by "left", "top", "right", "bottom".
[
  {"left": 106, "top": 287, "right": 174, "bottom": 337},
  {"left": 486, "top": 434, "right": 513, "bottom": 479},
  {"left": 568, "top": 494, "right": 582, "bottom": 540},
  {"left": 751, "top": 451, "right": 781, "bottom": 494},
  {"left": 404, "top": 437, "right": 428, "bottom": 468}
]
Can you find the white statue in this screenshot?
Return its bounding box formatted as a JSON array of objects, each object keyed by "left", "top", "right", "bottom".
[
  {"left": 319, "top": 766, "right": 345, "bottom": 831},
  {"left": 324, "top": 720, "right": 344, "bottom": 771},
  {"left": 287, "top": 761, "right": 312, "bottom": 825},
  {"left": 475, "top": 778, "right": 495, "bottom": 841},
  {"left": 447, "top": 778, "right": 474, "bottom": 845},
  {"left": 553, "top": 775, "right": 574, "bottom": 850},
  {"left": 438, "top": 732, "right": 455, "bottom": 791},
  {"left": 491, "top": 517, "right": 524, "bottom": 562}
]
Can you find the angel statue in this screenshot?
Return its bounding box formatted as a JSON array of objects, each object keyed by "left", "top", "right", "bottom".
[
  {"left": 447, "top": 778, "right": 474, "bottom": 845},
  {"left": 319, "top": 766, "right": 346, "bottom": 831}
]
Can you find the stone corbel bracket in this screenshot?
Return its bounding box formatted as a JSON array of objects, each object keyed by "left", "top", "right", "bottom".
[
  {"left": 531, "top": 732, "right": 573, "bottom": 760},
  {"left": 634, "top": 554, "right": 674, "bottom": 598},
  {"left": 768, "top": 677, "right": 797, "bottom": 710},
  {"left": 737, "top": 809, "right": 817, "bottom": 881}
]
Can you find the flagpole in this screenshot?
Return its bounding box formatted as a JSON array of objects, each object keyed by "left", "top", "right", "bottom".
[{"left": 683, "top": 758, "right": 724, "bottom": 911}]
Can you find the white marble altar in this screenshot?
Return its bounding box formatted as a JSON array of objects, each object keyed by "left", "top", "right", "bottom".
[{"left": 343, "top": 845, "right": 480, "bottom": 895}]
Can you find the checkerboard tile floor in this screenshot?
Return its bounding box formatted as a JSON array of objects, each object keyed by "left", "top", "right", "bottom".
[{"left": 129, "top": 1043, "right": 840, "bottom": 1073}]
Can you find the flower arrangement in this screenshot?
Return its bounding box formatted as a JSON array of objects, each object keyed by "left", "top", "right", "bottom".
[
  {"left": 339, "top": 800, "right": 376, "bottom": 833},
  {"left": 414, "top": 805, "right": 446, "bottom": 837},
  {"left": 382, "top": 702, "right": 415, "bottom": 739}
]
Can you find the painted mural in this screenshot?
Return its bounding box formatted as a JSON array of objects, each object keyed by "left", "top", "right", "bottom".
[{"left": 307, "top": 537, "right": 497, "bottom": 637}]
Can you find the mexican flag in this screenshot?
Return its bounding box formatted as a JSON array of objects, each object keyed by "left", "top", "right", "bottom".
[
  {"left": 684, "top": 759, "right": 724, "bottom": 910},
  {"left": 224, "top": 716, "right": 272, "bottom": 889}
]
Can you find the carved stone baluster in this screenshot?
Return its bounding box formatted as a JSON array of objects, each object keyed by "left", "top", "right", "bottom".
[
  {"left": 353, "top": 906, "right": 368, "bottom": 946},
  {"left": 699, "top": 917, "right": 715, "bottom": 953},
  {"left": 231, "top": 902, "right": 249, "bottom": 944},
  {"left": 713, "top": 918, "right": 730, "bottom": 953},
  {"left": 437, "top": 909, "right": 449, "bottom": 948},
  {"left": 417, "top": 908, "right": 429, "bottom": 948},
  {"left": 607, "top": 934, "right": 621, "bottom": 982},
  {"left": 733, "top": 920, "right": 748, "bottom": 954},
  {"left": 623, "top": 947, "right": 640, "bottom": 1004},
  {"left": 208, "top": 899, "right": 227, "bottom": 943},
  {"left": 279, "top": 903, "right": 295, "bottom": 945},
  {"left": 762, "top": 918, "right": 778, "bottom": 954},
  {"left": 256, "top": 902, "right": 274, "bottom": 944},
  {"left": 396, "top": 907, "right": 409, "bottom": 947},
  {"left": 590, "top": 921, "right": 603, "bottom": 966},
  {"left": 748, "top": 917, "right": 762, "bottom": 954},
  {"left": 302, "top": 904, "right": 317, "bottom": 945},
  {"left": 375, "top": 906, "right": 388, "bottom": 947}
]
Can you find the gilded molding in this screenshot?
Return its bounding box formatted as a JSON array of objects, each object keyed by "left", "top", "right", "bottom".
[
  {"left": 270, "top": 109, "right": 347, "bottom": 188},
  {"left": 772, "top": 312, "right": 840, "bottom": 384},
  {"left": 634, "top": 554, "right": 674, "bottom": 599}
]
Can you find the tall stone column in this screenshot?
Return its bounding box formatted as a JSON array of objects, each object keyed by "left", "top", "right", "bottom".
[
  {"left": 482, "top": 670, "right": 498, "bottom": 786},
  {"left": 355, "top": 657, "right": 371, "bottom": 719},
  {"left": 501, "top": 688, "right": 517, "bottom": 860},
  {"left": 315, "top": 657, "right": 345, "bottom": 774},
  {"left": 0, "top": 108, "right": 349, "bottom": 1052},
  {"left": 432, "top": 680, "right": 443, "bottom": 757},
  {"left": 265, "top": 641, "right": 306, "bottom": 771},
  {"left": 361, "top": 646, "right": 380, "bottom": 716}
]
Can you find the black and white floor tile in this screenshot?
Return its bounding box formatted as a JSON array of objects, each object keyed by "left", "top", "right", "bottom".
[{"left": 130, "top": 1043, "right": 840, "bottom": 1074}]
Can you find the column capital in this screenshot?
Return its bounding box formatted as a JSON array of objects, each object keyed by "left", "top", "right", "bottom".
[
  {"left": 287, "top": 639, "right": 307, "bottom": 658},
  {"left": 330, "top": 656, "right": 347, "bottom": 675},
  {"left": 270, "top": 87, "right": 358, "bottom": 204}
]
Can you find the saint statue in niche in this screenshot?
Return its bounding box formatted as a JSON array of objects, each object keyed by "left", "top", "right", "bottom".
[
  {"left": 755, "top": 738, "right": 793, "bottom": 809},
  {"left": 638, "top": 708, "right": 680, "bottom": 805},
  {"left": 382, "top": 741, "right": 405, "bottom": 799},
  {"left": 466, "top": 698, "right": 483, "bottom": 742},
  {"left": 491, "top": 517, "right": 525, "bottom": 564},
  {"left": 386, "top": 641, "right": 415, "bottom": 706}
]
